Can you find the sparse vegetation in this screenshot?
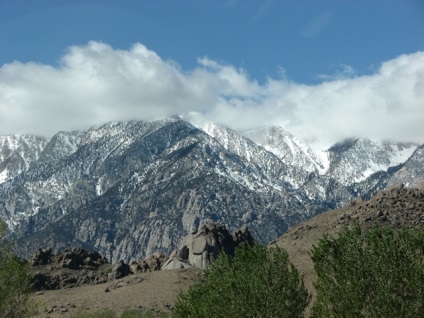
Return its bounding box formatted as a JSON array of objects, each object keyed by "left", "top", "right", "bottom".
[
  {"left": 76, "top": 308, "right": 169, "bottom": 318},
  {"left": 311, "top": 223, "right": 424, "bottom": 318},
  {"left": 174, "top": 243, "right": 310, "bottom": 318},
  {"left": 121, "top": 309, "right": 169, "bottom": 318},
  {"left": 76, "top": 309, "right": 116, "bottom": 318},
  {"left": 0, "top": 221, "right": 34, "bottom": 318},
  {"left": 120, "top": 309, "right": 143, "bottom": 318}
]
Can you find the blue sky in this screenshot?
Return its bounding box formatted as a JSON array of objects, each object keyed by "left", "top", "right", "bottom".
[
  {"left": 2, "top": 0, "right": 423, "bottom": 83},
  {"left": 1, "top": 0, "right": 424, "bottom": 147}
]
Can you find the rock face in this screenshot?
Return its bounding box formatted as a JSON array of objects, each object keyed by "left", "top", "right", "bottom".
[{"left": 167, "top": 223, "right": 254, "bottom": 269}]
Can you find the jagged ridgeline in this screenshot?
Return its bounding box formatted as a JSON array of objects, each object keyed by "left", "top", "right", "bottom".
[{"left": 0, "top": 118, "right": 423, "bottom": 262}]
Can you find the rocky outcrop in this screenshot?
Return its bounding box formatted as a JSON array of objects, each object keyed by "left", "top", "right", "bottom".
[
  {"left": 164, "top": 223, "right": 254, "bottom": 269},
  {"left": 162, "top": 258, "right": 193, "bottom": 270},
  {"left": 351, "top": 185, "right": 424, "bottom": 228},
  {"left": 29, "top": 223, "right": 254, "bottom": 290},
  {"left": 109, "top": 260, "right": 131, "bottom": 280},
  {"left": 29, "top": 248, "right": 53, "bottom": 266},
  {"left": 30, "top": 247, "right": 108, "bottom": 271},
  {"left": 232, "top": 224, "right": 255, "bottom": 246},
  {"left": 53, "top": 247, "right": 109, "bottom": 270},
  {"left": 130, "top": 253, "right": 169, "bottom": 273},
  {"left": 29, "top": 247, "right": 112, "bottom": 291}
]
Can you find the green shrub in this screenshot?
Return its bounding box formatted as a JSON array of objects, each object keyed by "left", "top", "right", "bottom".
[
  {"left": 76, "top": 308, "right": 169, "bottom": 318},
  {"left": 121, "top": 308, "right": 169, "bottom": 318},
  {"left": 120, "top": 309, "right": 141, "bottom": 318},
  {"left": 76, "top": 309, "right": 116, "bottom": 318},
  {"left": 174, "top": 243, "right": 310, "bottom": 318},
  {"left": 311, "top": 223, "right": 424, "bottom": 318},
  {"left": 0, "top": 221, "right": 33, "bottom": 318}
]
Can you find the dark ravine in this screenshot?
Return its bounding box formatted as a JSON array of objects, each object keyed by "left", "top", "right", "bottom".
[{"left": 0, "top": 118, "right": 423, "bottom": 262}]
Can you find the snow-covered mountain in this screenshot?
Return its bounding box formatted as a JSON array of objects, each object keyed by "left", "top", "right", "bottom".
[
  {"left": 242, "top": 126, "right": 329, "bottom": 174},
  {"left": 0, "top": 135, "right": 47, "bottom": 184},
  {"left": 386, "top": 144, "right": 424, "bottom": 188},
  {"left": 0, "top": 118, "right": 421, "bottom": 262},
  {"left": 326, "top": 138, "right": 417, "bottom": 186}
]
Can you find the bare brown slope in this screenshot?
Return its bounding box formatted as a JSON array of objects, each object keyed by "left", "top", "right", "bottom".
[
  {"left": 272, "top": 185, "right": 424, "bottom": 315},
  {"left": 31, "top": 269, "right": 201, "bottom": 317}
]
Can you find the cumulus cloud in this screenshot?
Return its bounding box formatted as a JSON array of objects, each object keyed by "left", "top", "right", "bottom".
[{"left": 0, "top": 41, "right": 423, "bottom": 149}]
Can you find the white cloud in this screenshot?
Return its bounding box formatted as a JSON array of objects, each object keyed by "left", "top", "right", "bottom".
[
  {"left": 0, "top": 41, "right": 423, "bottom": 149},
  {"left": 316, "top": 64, "right": 357, "bottom": 81}
]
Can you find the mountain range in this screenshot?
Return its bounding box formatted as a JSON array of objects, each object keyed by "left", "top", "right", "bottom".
[{"left": 0, "top": 118, "right": 422, "bottom": 262}]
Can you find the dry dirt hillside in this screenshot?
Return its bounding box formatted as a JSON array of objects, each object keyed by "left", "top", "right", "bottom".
[
  {"left": 31, "top": 269, "right": 201, "bottom": 317},
  {"left": 273, "top": 184, "right": 424, "bottom": 310},
  {"left": 31, "top": 185, "right": 424, "bottom": 317}
]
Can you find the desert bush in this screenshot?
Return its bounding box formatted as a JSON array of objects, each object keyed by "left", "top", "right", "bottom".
[
  {"left": 121, "top": 308, "right": 169, "bottom": 318},
  {"left": 0, "top": 221, "right": 33, "bottom": 318},
  {"left": 120, "top": 309, "right": 141, "bottom": 318},
  {"left": 76, "top": 309, "right": 116, "bottom": 318},
  {"left": 174, "top": 243, "right": 310, "bottom": 318},
  {"left": 76, "top": 308, "right": 169, "bottom": 318},
  {"left": 311, "top": 223, "right": 424, "bottom": 318}
]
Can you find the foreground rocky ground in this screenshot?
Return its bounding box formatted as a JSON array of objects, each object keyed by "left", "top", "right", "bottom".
[
  {"left": 31, "top": 269, "right": 200, "bottom": 317},
  {"left": 29, "top": 185, "right": 424, "bottom": 317},
  {"left": 28, "top": 223, "right": 252, "bottom": 317}
]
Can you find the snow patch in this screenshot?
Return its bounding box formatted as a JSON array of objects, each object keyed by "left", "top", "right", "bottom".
[
  {"left": 315, "top": 149, "right": 330, "bottom": 174},
  {"left": 389, "top": 145, "right": 417, "bottom": 166},
  {"left": 0, "top": 169, "right": 7, "bottom": 183}
]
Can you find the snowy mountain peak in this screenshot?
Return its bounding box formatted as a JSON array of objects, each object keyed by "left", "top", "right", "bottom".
[
  {"left": 327, "top": 138, "right": 419, "bottom": 185},
  {"left": 39, "top": 130, "right": 85, "bottom": 164},
  {"left": 243, "top": 126, "right": 328, "bottom": 173}
]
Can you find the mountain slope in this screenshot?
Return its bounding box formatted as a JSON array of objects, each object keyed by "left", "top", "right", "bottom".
[
  {"left": 1, "top": 119, "right": 320, "bottom": 262},
  {"left": 0, "top": 119, "right": 422, "bottom": 262},
  {"left": 386, "top": 144, "right": 424, "bottom": 188},
  {"left": 0, "top": 135, "right": 47, "bottom": 184},
  {"left": 326, "top": 138, "right": 417, "bottom": 186}
]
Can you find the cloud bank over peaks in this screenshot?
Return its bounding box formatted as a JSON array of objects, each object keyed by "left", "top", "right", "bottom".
[{"left": 0, "top": 41, "right": 423, "bottom": 149}]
